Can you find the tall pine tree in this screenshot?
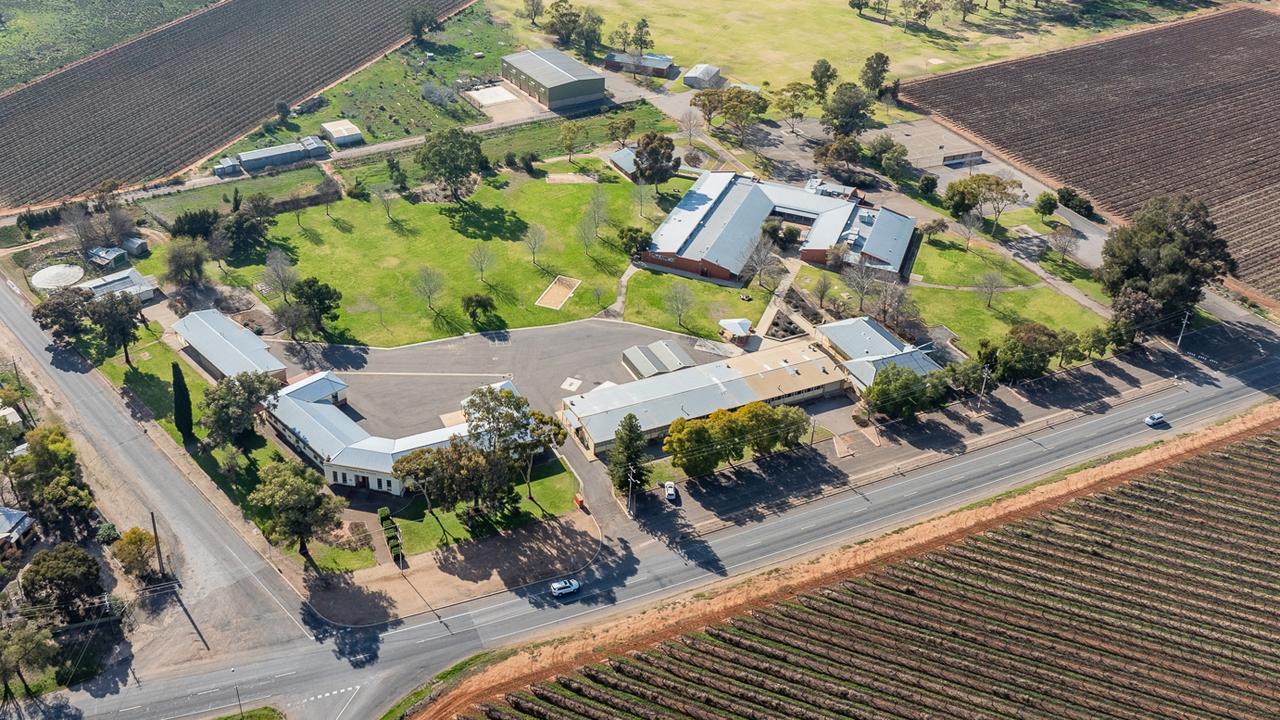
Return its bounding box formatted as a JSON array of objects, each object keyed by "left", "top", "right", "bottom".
[
  {"left": 608, "top": 413, "right": 650, "bottom": 492},
  {"left": 171, "top": 361, "right": 193, "bottom": 441}
]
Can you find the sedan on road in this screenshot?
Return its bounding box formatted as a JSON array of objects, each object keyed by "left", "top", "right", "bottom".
[{"left": 550, "top": 579, "right": 581, "bottom": 597}]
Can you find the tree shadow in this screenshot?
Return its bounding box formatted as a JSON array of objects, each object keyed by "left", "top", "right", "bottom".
[
  {"left": 880, "top": 414, "right": 968, "bottom": 453},
  {"left": 301, "top": 570, "right": 402, "bottom": 667},
  {"left": 632, "top": 492, "right": 726, "bottom": 577},
  {"left": 431, "top": 308, "right": 468, "bottom": 335},
  {"left": 386, "top": 216, "right": 414, "bottom": 237},
  {"left": 439, "top": 203, "right": 528, "bottom": 241},
  {"left": 329, "top": 216, "right": 354, "bottom": 234},
  {"left": 485, "top": 281, "right": 519, "bottom": 306},
  {"left": 675, "top": 445, "right": 850, "bottom": 526},
  {"left": 298, "top": 227, "right": 324, "bottom": 245},
  {"left": 471, "top": 311, "right": 508, "bottom": 334},
  {"left": 281, "top": 339, "right": 370, "bottom": 371},
  {"left": 5, "top": 693, "right": 85, "bottom": 719}
]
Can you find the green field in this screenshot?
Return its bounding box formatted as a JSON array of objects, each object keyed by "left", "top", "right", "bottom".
[
  {"left": 0, "top": 0, "right": 213, "bottom": 90},
  {"left": 392, "top": 458, "right": 578, "bottom": 555},
  {"left": 1040, "top": 248, "right": 1110, "bottom": 306},
  {"left": 490, "top": 0, "right": 1215, "bottom": 87},
  {"left": 912, "top": 233, "right": 1038, "bottom": 287},
  {"left": 795, "top": 264, "right": 1103, "bottom": 355},
  {"left": 141, "top": 160, "right": 691, "bottom": 346},
  {"left": 95, "top": 325, "right": 373, "bottom": 570},
  {"left": 140, "top": 167, "right": 328, "bottom": 224},
  {"left": 213, "top": 4, "right": 507, "bottom": 159},
  {"left": 624, "top": 270, "right": 770, "bottom": 340}
]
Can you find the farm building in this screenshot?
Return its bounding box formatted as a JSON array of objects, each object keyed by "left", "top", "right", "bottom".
[
  {"left": 76, "top": 268, "right": 158, "bottom": 301},
  {"left": 320, "top": 119, "right": 364, "bottom": 147},
  {"left": 816, "top": 317, "right": 941, "bottom": 392},
  {"left": 265, "top": 372, "right": 521, "bottom": 495},
  {"left": 87, "top": 246, "right": 128, "bottom": 270},
  {"left": 214, "top": 157, "right": 243, "bottom": 178},
  {"left": 172, "top": 309, "right": 287, "bottom": 382},
  {"left": 500, "top": 49, "right": 606, "bottom": 110},
  {"left": 622, "top": 340, "right": 698, "bottom": 379},
  {"left": 684, "top": 64, "right": 722, "bottom": 89},
  {"left": 562, "top": 341, "right": 842, "bottom": 454},
  {"left": 236, "top": 137, "right": 327, "bottom": 172},
  {"left": 122, "top": 236, "right": 149, "bottom": 257},
  {"left": 645, "top": 172, "right": 917, "bottom": 283},
  {"left": 604, "top": 52, "right": 677, "bottom": 78}
]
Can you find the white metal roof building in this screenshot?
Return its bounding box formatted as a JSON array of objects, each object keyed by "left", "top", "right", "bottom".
[
  {"left": 816, "top": 317, "right": 942, "bottom": 391},
  {"left": 265, "top": 372, "right": 520, "bottom": 495},
  {"left": 501, "top": 49, "right": 606, "bottom": 110},
  {"left": 76, "top": 267, "right": 158, "bottom": 301},
  {"left": 622, "top": 340, "right": 698, "bottom": 379},
  {"left": 320, "top": 119, "right": 364, "bottom": 147},
  {"left": 172, "top": 309, "right": 287, "bottom": 381},
  {"left": 562, "top": 341, "right": 843, "bottom": 453},
  {"left": 683, "top": 64, "right": 722, "bottom": 89}
]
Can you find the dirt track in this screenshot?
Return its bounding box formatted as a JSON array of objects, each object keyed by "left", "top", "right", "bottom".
[{"left": 419, "top": 398, "right": 1280, "bottom": 719}]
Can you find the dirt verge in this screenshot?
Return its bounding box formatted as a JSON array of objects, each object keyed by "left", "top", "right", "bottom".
[{"left": 418, "top": 399, "right": 1280, "bottom": 719}]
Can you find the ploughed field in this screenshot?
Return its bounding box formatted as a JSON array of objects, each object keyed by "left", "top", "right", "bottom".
[
  {"left": 901, "top": 7, "right": 1280, "bottom": 299},
  {"left": 467, "top": 428, "right": 1280, "bottom": 719},
  {"left": 0, "top": 0, "right": 461, "bottom": 208}
]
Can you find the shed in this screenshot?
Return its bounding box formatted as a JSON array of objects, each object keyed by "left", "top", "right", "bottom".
[
  {"left": 500, "top": 49, "right": 606, "bottom": 110},
  {"left": 718, "top": 318, "right": 752, "bottom": 338},
  {"left": 608, "top": 146, "right": 637, "bottom": 179},
  {"left": 88, "top": 246, "right": 128, "bottom": 269},
  {"left": 76, "top": 268, "right": 158, "bottom": 301},
  {"left": 237, "top": 143, "right": 307, "bottom": 172},
  {"left": 0, "top": 406, "right": 19, "bottom": 427},
  {"left": 684, "top": 64, "right": 722, "bottom": 89},
  {"left": 300, "top": 136, "right": 328, "bottom": 158},
  {"left": 320, "top": 120, "right": 364, "bottom": 147},
  {"left": 0, "top": 507, "right": 35, "bottom": 554},
  {"left": 604, "top": 52, "right": 677, "bottom": 78},
  {"left": 214, "top": 157, "right": 243, "bottom": 177},
  {"left": 123, "top": 236, "right": 149, "bottom": 257},
  {"left": 173, "top": 309, "right": 287, "bottom": 381}
]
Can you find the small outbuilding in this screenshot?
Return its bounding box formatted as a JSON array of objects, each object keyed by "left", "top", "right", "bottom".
[
  {"left": 683, "top": 64, "right": 722, "bottom": 89},
  {"left": 123, "top": 236, "right": 149, "bottom": 257},
  {"left": 88, "top": 246, "right": 128, "bottom": 270},
  {"left": 608, "top": 146, "right": 637, "bottom": 179},
  {"left": 501, "top": 48, "right": 606, "bottom": 110},
  {"left": 320, "top": 120, "right": 364, "bottom": 147},
  {"left": 0, "top": 507, "right": 36, "bottom": 555},
  {"left": 214, "top": 157, "right": 243, "bottom": 178},
  {"left": 76, "top": 268, "right": 158, "bottom": 301},
  {"left": 604, "top": 52, "right": 677, "bottom": 78}
]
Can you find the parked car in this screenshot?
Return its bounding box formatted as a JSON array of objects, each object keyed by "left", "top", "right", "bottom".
[
  {"left": 664, "top": 481, "right": 677, "bottom": 501},
  {"left": 1144, "top": 413, "right": 1166, "bottom": 427},
  {"left": 550, "top": 579, "right": 581, "bottom": 597}
]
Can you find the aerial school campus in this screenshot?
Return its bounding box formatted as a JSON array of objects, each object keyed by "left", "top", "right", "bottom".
[{"left": 0, "top": 0, "right": 1278, "bottom": 717}]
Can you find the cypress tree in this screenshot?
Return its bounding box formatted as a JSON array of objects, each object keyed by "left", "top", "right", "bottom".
[
  {"left": 172, "top": 361, "right": 193, "bottom": 441},
  {"left": 608, "top": 413, "right": 650, "bottom": 492}
]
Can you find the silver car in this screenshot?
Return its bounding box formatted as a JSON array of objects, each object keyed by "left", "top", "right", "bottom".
[{"left": 550, "top": 579, "right": 580, "bottom": 597}]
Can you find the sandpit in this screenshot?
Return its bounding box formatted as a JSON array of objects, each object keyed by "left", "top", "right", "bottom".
[
  {"left": 31, "top": 264, "right": 85, "bottom": 290},
  {"left": 534, "top": 275, "right": 581, "bottom": 310}
]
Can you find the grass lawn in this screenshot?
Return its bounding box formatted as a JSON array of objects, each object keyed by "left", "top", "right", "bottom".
[
  {"left": 490, "top": 0, "right": 1213, "bottom": 88},
  {"left": 624, "top": 270, "right": 770, "bottom": 340},
  {"left": 140, "top": 167, "right": 328, "bottom": 224},
  {"left": 391, "top": 458, "right": 578, "bottom": 555},
  {"left": 94, "top": 325, "right": 373, "bottom": 570},
  {"left": 151, "top": 160, "right": 690, "bottom": 346},
  {"left": 212, "top": 3, "right": 502, "bottom": 160},
  {"left": 989, "top": 208, "right": 1066, "bottom": 240},
  {"left": 913, "top": 234, "right": 1038, "bottom": 287},
  {"left": 1040, "top": 249, "right": 1110, "bottom": 306},
  {"left": 912, "top": 285, "right": 1105, "bottom": 355},
  {"left": 0, "top": 224, "right": 33, "bottom": 249}
]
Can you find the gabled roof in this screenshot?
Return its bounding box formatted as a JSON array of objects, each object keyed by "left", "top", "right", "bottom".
[
  {"left": 605, "top": 52, "right": 675, "bottom": 70},
  {"left": 686, "top": 63, "right": 720, "bottom": 79},
  {"left": 173, "top": 310, "right": 286, "bottom": 378},
  {"left": 817, "top": 317, "right": 941, "bottom": 390},
  {"left": 0, "top": 507, "right": 32, "bottom": 537},
  {"left": 238, "top": 142, "right": 304, "bottom": 163},
  {"left": 649, "top": 173, "right": 774, "bottom": 275},
  {"left": 76, "top": 267, "right": 158, "bottom": 298},
  {"left": 843, "top": 349, "right": 942, "bottom": 391},
  {"left": 609, "top": 146, "right": 637, "bottom": 175},
  {"left": 623, "top": 340, "right": 698, "bottom": 378},
  {"left": 861, "top": 207, "right": 916, "bottom": 272},
  {"left": 503, "top": 48, "right": 603, "bottom": 87}
]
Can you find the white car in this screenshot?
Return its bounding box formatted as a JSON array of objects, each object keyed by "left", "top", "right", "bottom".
[
  {"left": 1144, "top": 413, "right": 1166, "bottom": 427},
  {"left": 664, "top": 481, "right": 677, "bottom": 501},
  {"left": 549, "top": 579, "right": 580, "bottom": 597}
]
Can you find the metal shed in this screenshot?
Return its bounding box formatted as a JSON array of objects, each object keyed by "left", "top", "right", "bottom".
[{"left": 500, "top": 49, "right": 606, "bottom": 110}]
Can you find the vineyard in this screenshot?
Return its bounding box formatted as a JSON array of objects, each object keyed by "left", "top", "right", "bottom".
[
  {"left": 901, "top": 7, "right": 1280, "bottom": 299},
  {"left": 467, "top": 427, "right": 1280, "bottom": 719},
  {"left": 0, "top": 0, "right": 463, "bottom": 208}
]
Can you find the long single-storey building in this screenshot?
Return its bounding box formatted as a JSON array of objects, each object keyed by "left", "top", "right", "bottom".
[
  {"left": 76, "top": 267, "right": 158, "bottom": 301},
  {"left": 236, "top": 136, "right": 327, "bottom": 172},
  {"left": 643, "top": 172, "right": 919, "bottom": 283},
  {"left": 816, "top": 317, "right": 942, "bottom": 391},
  {"left": 562, "top": 341, "right": 843, "bottom": 454},
  {"left": 173, "top": 310, "right": 287, "bottom": 381},
  {"left": 501, "top": 49, "right": 606, "bottom": 110},
  {"left": 603, "top": 52, "right": 676, "bottom": 78}
]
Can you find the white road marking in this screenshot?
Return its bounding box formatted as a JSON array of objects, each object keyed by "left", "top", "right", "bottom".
[
  {"left": 274, "top": 671, "right": 296, "bottom": 678},
  {"left": 195, "top": 688, "right": 219, "bottom": 695}
]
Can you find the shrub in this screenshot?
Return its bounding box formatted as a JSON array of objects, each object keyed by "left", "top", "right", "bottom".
[
  {"left": 421, "top": 82, "right": 458, "bottom": 107},
  {"left": 377, "top": 506, "right": 391, "bottom": 523},
  {"left": 918, "top": 174, "right": 938, "bottom": 196},
  {"left": 504, "top": 150, "right": 518, "bottom": 167},
  {"left": 520, "top": 151, "right": 539, "bottom": 174},
  {"left": 95, "top": 522, "right": 120, "bottom": 544}
]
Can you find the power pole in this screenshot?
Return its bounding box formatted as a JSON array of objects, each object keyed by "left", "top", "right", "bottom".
[
  {"left": 235, "top": 686, "right": 244, "bottom": 718},
  {"left": 150, "top": 511, "right": 165, "bottom": 577},
  {"left": 972, "top": 365, "right": 991, "bottom": 415},
  {"left": 1175, "top": 309, "right": 1191, "bottom": 349}
]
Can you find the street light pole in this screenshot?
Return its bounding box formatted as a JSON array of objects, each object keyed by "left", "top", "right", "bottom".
[
  {"left": 973, "top": 365, "right": 991, "bottom": 415},
  {"left": 1176, "top": 309, "right": 1191, "bottom": 349}
]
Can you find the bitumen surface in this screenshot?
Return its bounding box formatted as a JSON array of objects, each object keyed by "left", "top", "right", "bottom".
[{"left": 2, "top": 276, "right": 1277, "bottom": 719}]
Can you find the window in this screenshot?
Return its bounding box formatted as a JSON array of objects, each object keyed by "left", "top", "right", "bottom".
[
  {"left": 376, "top": 478, "right": 383, "bottom": 490},
  {"left": 332, "top": 471, "right": 338, "bottom": 483},
  {"left": 341, "top": 472, "right": 348, "bottom": 483}
]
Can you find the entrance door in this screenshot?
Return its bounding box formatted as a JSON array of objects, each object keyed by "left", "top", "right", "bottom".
[{"left": 356, "top": 475, "right": 370, "bottom": 489}]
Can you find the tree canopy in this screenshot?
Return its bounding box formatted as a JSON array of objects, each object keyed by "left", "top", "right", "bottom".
[
  {"left": 633, "top": 131, "right": 681, "bottom": 189},
  {"left": 292, "top": 277, "right": 342, "bottom": 331},
  {"left": 820, "top": 83, "right": 875, "bottom": 137},
  {"left": 416, "top": 127, "right": 485, "bottom": 202},
  {"left": 21, "top": 543, "right": 103, "bottom": 619},
  {"left": 199, "top": 371, "right": 282, "bottom": 448},
  {"left": 608, "top": 413, "right": 650, "bottom": 492},
  {"left": 87, "top": 291, "right": 142, "bottom": 365},
  {"left": 249, "top": 461, "right": 346, "bottom": 558},
  {"left": 32, "top": 287, "right": 93, "bottom": 344}
]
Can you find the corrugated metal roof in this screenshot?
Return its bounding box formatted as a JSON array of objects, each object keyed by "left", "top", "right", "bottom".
[
  {"left": 623, "top": 340, "right": 697, "bottom": 378},
  {"left": 76, "top": 267, "right": 157, "bottom": 298},
  {"left": 860, "top": 207, "right": 916, "bottom": 273},
  {"left": 844, "top": 349, "right": 941, "bottom": 391},
  {"left": 817, "top": 317, "right": 906, "bottom": 359},
  {"left": 173, "top": 310, "right": 286, "bottom": 377},
  {"left": 503, "top": 48, "right": 602, "bottom": 87},
  {"left": 649, "top": 173, "right": 773, "bottom": 275},
  {"left": 238, "top": 142, "right": 304, "bottom": 163},
  {"left": 686, "top": 64, "right": 720, "bottom": 80},
  {"left": 606, "top": 52, "right": 674, "bottom": 70}
]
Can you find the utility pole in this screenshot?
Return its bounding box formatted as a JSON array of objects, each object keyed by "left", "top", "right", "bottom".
[
  {"left": 235, "top": 686, "right": 244, "bottom": 718},
  {"left": 150, "top": 511, "right": 165, "bottom": 577},
  {"left": 1175, "top": 309, "right": 1191, "bottom": 350},
  {"left": 972, "top": 364, "right": 991, "bottom": 415},
  {"left": 626, "top": 465, "right": 635, "bottom": 517}
]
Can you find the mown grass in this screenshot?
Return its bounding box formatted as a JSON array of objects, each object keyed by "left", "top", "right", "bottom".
[
  {"left": 392, "top": 458, "right": 578, "bottom": 555},
  {"left": 146, "top": 160, "right": 690, "bottom": 346},
  {"left": 94, "top": 325, "right": 373, "bottom": 570},
  {"left": 213, "top": 708, "right": 285, "bottom": 720},
  {"left": 623, "top": 270, "right": 770, "bottom": 340},
  {"left": 1039, "top": 249, "right": 1110, "bottom": 306},
  {"left": 913, "top": 234, "right": 1038, "bottom": 287},
  {"left": 140, "top": 167, "right": 328, "bottom": 224}
]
